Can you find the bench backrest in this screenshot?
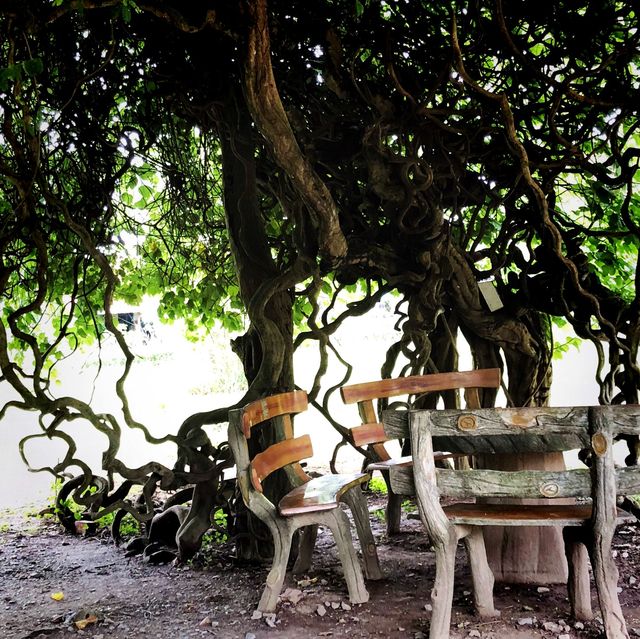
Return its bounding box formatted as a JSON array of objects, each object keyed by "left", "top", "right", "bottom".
[
  {"left": 341, "top": 368, "right": 501, "bottom": 459},
  {"left": 403, "top": 405, "right": 640, "bottom": 501},
  {"left": 228, "top": 391, "right": 312, "bottom": 506}
]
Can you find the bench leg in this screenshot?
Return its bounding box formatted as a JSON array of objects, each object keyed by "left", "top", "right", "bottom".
[
  {"left": 342, "top": 488, "right": 383, "bottom": 580},
  {"left": 563, "top": 527, "right": 593, "bottom": 621},
  {"left": 378, "top": 470, "right": 402, "bottom": 535},
  {"left": 429, "top": 528, "right": 458, "bottom": 639},
  {"left": 258, "top": 523, "right": 294, "bottom": 613},
  {"left": 461, "top": 526, "right": 500, "bottom": 618},
  {"left": 292, "top": 525, "right": 317, "bottom": 574},
  {"left": 327, "top": 509, "right": 369, "bottom": 604},
  {"left": 586, "top": 528, "right": 629, "bottom": 639}
]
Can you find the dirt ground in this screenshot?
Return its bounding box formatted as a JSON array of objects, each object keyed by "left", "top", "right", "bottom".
[{"left": 1, "top": 497, "right": 639, "bottom": 639}]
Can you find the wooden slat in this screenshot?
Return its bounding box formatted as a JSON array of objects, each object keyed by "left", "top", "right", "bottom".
[
  {"left": 250, "top": 435, "right": 313, "bottom": 493},
  {"left": 340, "top": 368, "right": 501, "bottom": 405},
  {"left": 351, "top": 422, "right": 387, "bottom": 447},
  {"left": 617, "top": 466, "right": 640, "bottom": 495},
  {"left": 241, "top": 390, "right": 308, "bottom": 438},
  {"left": 278, "top": 473, "right": 369, "bottom": 516},
  {"left": 367, "top": 455, "right": 413, "bottom": 471},
  {"left": 367, "top": 452, "right": 461, "bottom": 472},
  {"left": 384, "top": 406, "right": 593, "bottom": 453},
  {"left": 442, "top": 503, "right": 594, "bottom": 526},
  {"left": 441, "top": 503, "right": 634, "bottom": 527},
  {"left": 437, "top": 468, "right": 592, "bottom": 499}
]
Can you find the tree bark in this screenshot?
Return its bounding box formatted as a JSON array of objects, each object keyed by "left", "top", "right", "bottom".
[{"left": 219, "top": 89, "right": 297, "bottom": 560}]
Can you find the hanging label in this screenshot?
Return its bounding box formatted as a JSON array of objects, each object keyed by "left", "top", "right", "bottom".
[{"left": 478, "top": 280, "right": 504, "bottom": 312}]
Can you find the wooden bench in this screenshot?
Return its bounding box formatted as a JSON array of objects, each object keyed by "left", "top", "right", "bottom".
[
  {"left": 227, "top": 390, "right": 382, "bottom": 612},
  {"left": 384, "top": 405, "right": 640, "bottom": 639},
  {"left": 340, "top": 368, "right": 501, "bottom": 534}
]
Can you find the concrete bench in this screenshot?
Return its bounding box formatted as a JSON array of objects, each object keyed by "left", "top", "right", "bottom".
[{"left": 384, "top": 404, "right": 640, "bottom": 639}]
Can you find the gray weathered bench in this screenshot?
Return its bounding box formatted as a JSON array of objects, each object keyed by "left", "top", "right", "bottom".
[
  {"left": 228, "top": 390, "right": 382, "bottom": 612},
  {"left": 384, "top": 404, "right": 640, "bottom": 639},
  {"left": 340, "top": 368, "right": 501, "bottom": 534}
]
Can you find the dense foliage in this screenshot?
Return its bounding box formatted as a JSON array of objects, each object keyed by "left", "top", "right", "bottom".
[{"left": 1, "top": 0, "right": 638, "bottom": 556}]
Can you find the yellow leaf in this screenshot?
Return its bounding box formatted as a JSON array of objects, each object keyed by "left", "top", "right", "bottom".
[
  {"left": 75, "top": 614, "right": 98, "bottom": 630},
  {"left": 50, "top": 592, "right": 64, "bottom": 601}
]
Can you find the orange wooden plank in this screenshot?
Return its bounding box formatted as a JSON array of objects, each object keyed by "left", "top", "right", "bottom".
[
  {"left": 241, "top": 390, "right": 308, "bottom": 438},
  {"left": 340, "top": 368, "right": 501, "bottom": 405},
  {"left": 278, "top": 473, "right": 368, "bottom": 516},
  {"left": 250, "top": 434, "right": 313, "bottom": 493},
  {"left": 350, "top": 422, "right": 387, "bottom": 447},
  {"left": 442, "top": 503, "right": 593, "bottom": 525}
]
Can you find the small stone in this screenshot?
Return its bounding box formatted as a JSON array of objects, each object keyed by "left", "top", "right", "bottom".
[
  {"left": 558, "top": 635, "right": 571, "bottom": 639},
  {"left": 341, "top": 602, "right": 351, "bottom": 611},
  {"left": 517, "top": 617, "right": 534, "bottom": 626},
  {"left": 536, "top": 586, "right": 550, "bottom": 593},
  {"left": 522, "top": 605, "right": 534, "bottom": 611},
  {"left": 198, "top": 616, "right": 212, "bottom": 627},
  {"left": 398, "top": 627, "right": 405, "bottom": 632},
  {"left": 263, "top": 613, "right": 277, "bottom": 628},
  {"left": 462, "top": 590, "right": 471, "bottom": 596},
  {"left": 331, "top": 602, "right": 340, "bottom": 609},
  {"left": 245, "top": 634, "right": 256, "bottom": 639},
  {"left": 250, "top": 610, "right": 262, "bottom": 620},
  {"left": 468, "top": 630, "right": 481, "bottom": 637},
  {"left": 424, "top": 603, "right": 433, "bottom": 612},
  {"left": 414, "top": 632, "right": 427, "bottom": 639},
  {"left": 281, "top": 588, "right": 304, "bottom": 604},
  {"left": 542, "top": 621, "right": 563, "bottom": 633},
  {"left": 574, "top": 622, "right": 585, "bottom": 630},
  {"left": 630, "top": 576, "right": 637, "bottom": 585},
  {"left": 317, "top": 604, "right": 327, "bottom": 617}
]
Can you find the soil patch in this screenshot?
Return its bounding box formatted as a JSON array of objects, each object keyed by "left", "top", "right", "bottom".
[{"left": 1, "top": 499, "right": 639, "bottom": 639}]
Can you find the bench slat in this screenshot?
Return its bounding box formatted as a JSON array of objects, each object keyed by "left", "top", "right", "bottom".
[
  {"left": 278, "top": 473, "right": 369, "bottom": 516},
  {"left": 250, "top": 435, "right": 312, "bottom": 492},
  {"left": 442, "top": 503, "right": 634, "bottom": 527},
  {"left": 341, "top": 368, "right": 501, "bottom": 404},
  {"left": 242, "top": 390, "right": 308, "bottom": 438},
  {"left": 351, "top": 422, "right": 387, "bottom": 447}
]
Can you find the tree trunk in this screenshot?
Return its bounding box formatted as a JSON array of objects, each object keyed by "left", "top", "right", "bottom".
[
  {"left": 451, "top": 258, "right": 568, "bottom": 584},
  {"left": 477, "top": 329, "right": 568, "bottom": 584},
  {"left": 220, "top": 89, "right": 296, "bottom": 560}
]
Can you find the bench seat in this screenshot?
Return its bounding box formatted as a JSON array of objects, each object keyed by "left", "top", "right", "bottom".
[
  {"left": 279, "top": 473, "right": 369, "bottom": 516},
  {"left": 366, "top": 452, "right": 461, "bottom": 472}
]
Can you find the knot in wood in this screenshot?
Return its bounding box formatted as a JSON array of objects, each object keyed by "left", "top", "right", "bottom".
[
  {"left": 539, "top": 482, "right": 559, "bottom": 498},
  {"left": 457, "top": 414, "right": 477, "bottom": 431},
  {"left": 591, "top": 432, "right": 608, "bottom": 457}
]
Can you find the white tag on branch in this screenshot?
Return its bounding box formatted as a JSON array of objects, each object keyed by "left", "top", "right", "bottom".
[{"left": 478, "top": 280, "right": 504, "bottom": 312}]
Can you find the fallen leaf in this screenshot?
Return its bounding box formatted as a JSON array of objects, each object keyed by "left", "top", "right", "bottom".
[
  {"left": 50, "top": 592, "right": 64, "bottom": 601},
  {"left": 75, "top": 614, "right": 98, "bottom": 630}
]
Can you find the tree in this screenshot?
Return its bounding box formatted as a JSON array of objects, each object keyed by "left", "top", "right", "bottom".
[{"left": 1, "top": 0, "right": 638, "bottom": 574}]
